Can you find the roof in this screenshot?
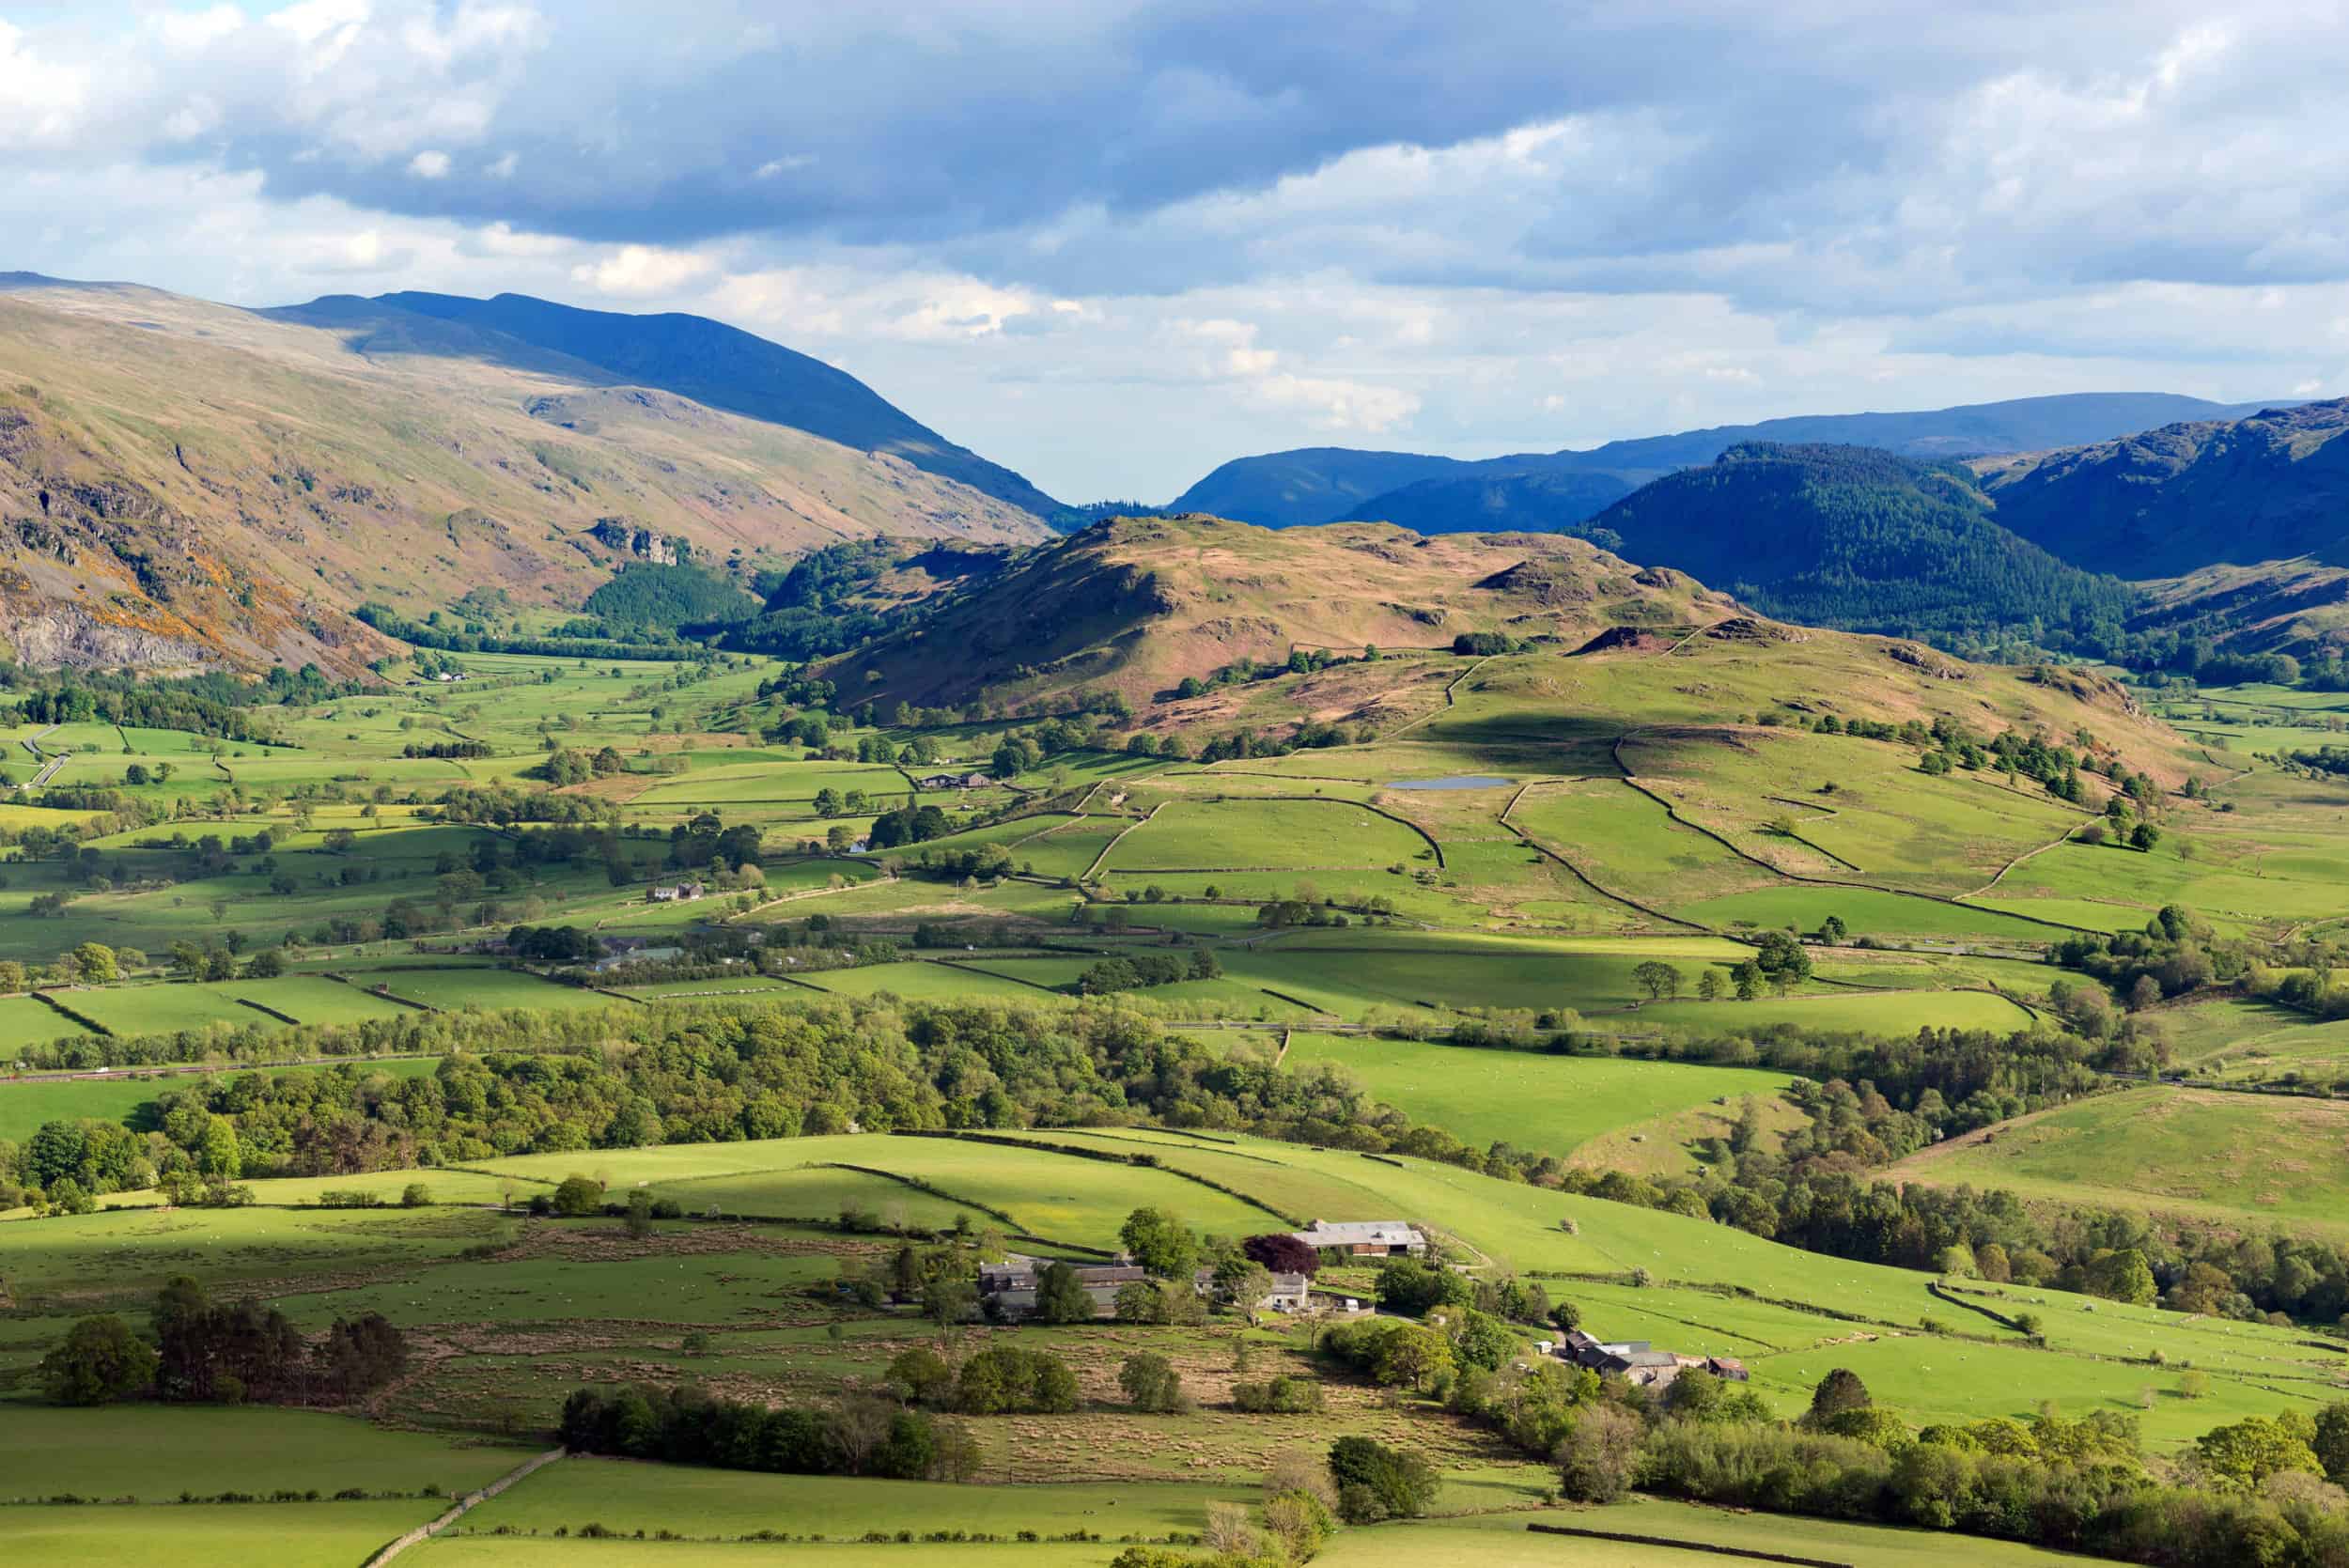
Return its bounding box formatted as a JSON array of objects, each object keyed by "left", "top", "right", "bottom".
[{"left": 1294, "top": 1220, "right": 1424, "bottom": 1246}]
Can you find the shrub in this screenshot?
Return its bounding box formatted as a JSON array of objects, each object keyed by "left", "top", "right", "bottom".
[
  {"left": 552, "top": 1175, "right": 604, "bottom": 1217},
  {"left": 1119, "top": 1352, "right": 1190, "bottom": 1413},
  {"left": 39, "top": 1314, "right": 157, "bottom": 1405},
  {"left": 1554, "top": 1403, "right": 1645, "bottom": 1502},
  {"left": 1233, "top": 1375, "right": 1324, "bottom": 1415},
  {"left": 1327, "top": 1436, "right": 1439, "bottom": 1522},
  {"left": 956, "top": 1347, "right": 1078, "bottom": 1415}
]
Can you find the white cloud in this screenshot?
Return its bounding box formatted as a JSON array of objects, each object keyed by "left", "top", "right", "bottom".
[
  {"left": 570, "top": 243, "right": 719, "bottom": 297},
  {"left": 154, "top": 7, "right": 248, "bottom": 53},
  {"left": 408, "top": 149, "right": 451, "bottom": 179},
  {"left": 483, "top": 151, "right": 518, "bottom": 179},
  {"left": 0, "top": 22, "right": 89, "bottom": 149}
]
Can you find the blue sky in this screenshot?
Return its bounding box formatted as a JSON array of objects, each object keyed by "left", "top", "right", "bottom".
[{"left": 2, "top": 2, "right": 2345, "bottom": 501}]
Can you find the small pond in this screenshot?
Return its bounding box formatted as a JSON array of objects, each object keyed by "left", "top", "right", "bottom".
[{"left": 1388, "top": 775, "right": 1515, "bottom": 790}]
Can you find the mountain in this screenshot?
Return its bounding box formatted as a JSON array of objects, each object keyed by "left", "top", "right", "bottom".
[
  {"left": 1975, "top": 398, "right": 2349, "bottom": 577},
  {"left": 1173, "top": 394, "right": 2290, "bottom": 532},
  {"left": 1582, "top": 443, "right": 2139, "bottom": 649},
  {"left": 1336, "top": 468, "right": 1647, "bottom": 536},
  {"left": 0, "top": 277, "right": 1054, "bottom": 674},
  {"left": 821, "top": 512, "right": 1737, "bottom": 707},
  {"left": 1167, "top": 447, "right": 1476, "bottom": 529},
  {"left": 272, "top": 290, "right": 1063, "bottom": 519}
]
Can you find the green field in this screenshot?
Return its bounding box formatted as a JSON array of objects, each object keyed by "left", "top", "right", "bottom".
[
  {"left": 0, "top": 1405, "right": 526, "bottom": 1500},
  {"left": 1279, "top": 1032, "right": 1794, "bottom": 1160},
  {"left": 1890, "top": 1084, "right": 2349, "bottom": 1236}
]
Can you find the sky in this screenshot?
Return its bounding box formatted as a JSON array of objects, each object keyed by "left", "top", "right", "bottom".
[{"left": 3, "top": 2, "right": 2347, "bottom": 504}]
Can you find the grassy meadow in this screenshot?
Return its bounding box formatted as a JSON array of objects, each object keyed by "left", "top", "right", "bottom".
[{"left": 8, "top": 637, "right": 2349, "bottom": 1560}]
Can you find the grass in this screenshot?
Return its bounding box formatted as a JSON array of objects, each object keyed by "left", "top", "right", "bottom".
[
  {"left": 1278, "top": 1032, "right": 1794, "bottom": 1161},
  {"left": 462, "top": 1458, "right": 1252, "bottom": 1541},
  {"left": 0, "top": 1405, "right": 527, "bottom": 1500},
  {"left": 2, "top": 1501, "right": 446, "bottom": 1568},
  {"left": 1890, "top": 1084, "right": 2349, "bottom": 1238},
  {"left": 470, "top": 1133, "right": 1283, "bottom": 1246},
  {"left": 1105, "top": 799, "right": 1433, "bottom": 872}
]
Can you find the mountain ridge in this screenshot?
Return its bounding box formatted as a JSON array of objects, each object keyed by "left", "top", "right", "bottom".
[
  {"left": 0, "top": 276, "right": 1053, "bottom": 675},
  {"left": 1172, "top": 393, "right": 2295, "bottom": 531}
]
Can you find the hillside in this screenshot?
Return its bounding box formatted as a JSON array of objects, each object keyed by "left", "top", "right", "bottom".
[
  {"left": 817, "top": 513, "right": 1735, "bottom": 707},
  {"left": 2133, "top": 556, "right": 2349, "bottom": 660},
  {"left": 278, "top": 289, "right": 1064, "bottom": 519},
  {"left": 0, "top": 278, "right": 1054, "bottom": 674},
  {"left": 1582, "top": 443, "right": 2139, "bottom": 648},
  {"left": 1174, "top": 393, "right": 2284, "bottom": 530},
  {"left": 1977, "top": 397, "right": 2349, "bottom": 576},
  {"left": 818, "top": 514, "right": 2187, "bottom": 792}
]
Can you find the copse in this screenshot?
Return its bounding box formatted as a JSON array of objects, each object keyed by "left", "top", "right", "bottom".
[{"left": 559, "top": 1383, "right": 978, "bottom": 1483}]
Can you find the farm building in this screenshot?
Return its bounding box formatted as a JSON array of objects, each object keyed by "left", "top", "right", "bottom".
[
  {"left": 975, "top": 1257, "right": 1147, "bottom": 1320},
  {"left": 1292, "top": 1219, "right": 1426, "bottom": 1257},
  {"left": 647, "top": 882, "right": 707, "bottom": 903},
  {"left": 1552, "top": 1328, "right": 1748, "bottom": 1389},
  {"left": 1191, "top": 1267, "right": 1313, "bottom": 1313}
]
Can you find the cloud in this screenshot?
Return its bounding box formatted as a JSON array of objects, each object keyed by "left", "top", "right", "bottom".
[
  {"left": 0, "top": 3, "right": 2346, "bottom": 501},
  {"left": 570, "top": 243, "right": 719, "bottom": 296}
]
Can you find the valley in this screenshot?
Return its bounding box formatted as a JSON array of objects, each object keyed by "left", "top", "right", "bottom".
[{"left": 6, "top": 286, "right": 2349, "bottom": 1568}]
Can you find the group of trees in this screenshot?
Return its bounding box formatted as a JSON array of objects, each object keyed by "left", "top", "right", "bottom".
[
  {"left": 41, "top": 1276, "right": 405, "bottom": 1408},
  {"left": 558, "top": 1381, "right": 980, "bottom": 1483},
  {"left": 1078, "top": 948, "right": 1220, "bottom": 995},
  {"left": 1544, "top": 1361, "right": 2349, "bottom": 1568},
  {"left": 0, "top": 997, "right": 1548, "bottom": 1200}
]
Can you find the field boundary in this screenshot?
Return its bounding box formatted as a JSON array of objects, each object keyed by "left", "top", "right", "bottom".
[
  {"left": 362, "top": 1446, "right": 565, "bottom": 1566},
  {"left": 1610, "top": 747, "right": 2092, "bottom": 938},
  {"left": 1083, "top": 801, "right": 1164, "bottom": 880},
  {"left": 29, "top": 991, "right": 112, "bottom": 1036},
  {"left": 1524, "top": 1521, "right": 1848, "bottom": 1568}
]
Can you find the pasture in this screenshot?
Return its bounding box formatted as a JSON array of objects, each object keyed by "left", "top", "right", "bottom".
[{"left": 1278, "top": 1032, "right": 1794, "bottom": 1163}]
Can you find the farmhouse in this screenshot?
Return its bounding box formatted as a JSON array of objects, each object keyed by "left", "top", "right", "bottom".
[
  {"left": 1191, "top": 1267, "right": 1314, "bottom": 1313},
  {"left": 975, "top": 1256, "right": 1147, "bottom": 1320},
  {"left": 1551, "top": 1327, "right": 1750, "bottom": 1389},
  {"left": 1292, "top": 1219, "right": 1425, "bottom": 1258},
  {"left": 647, "top": 882, "right": 707, "bottom": 903}
]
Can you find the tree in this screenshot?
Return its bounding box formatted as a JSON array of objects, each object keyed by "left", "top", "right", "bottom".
[
  {"left": 1819, "top": 914, "right": 1849, "bottom": 944},
  {"left": 1371, "top": 1324, "right": 1454, "bottom": 1390},
  {"left": 1327, "top": 1436, "right": 1440, "bottom": 1522},
  {"left": 1119, "top": 1352, "right": 1189, "bottom": 1413},
  {"left": 1241, "top": 1233, "right": 1318, "bottom": 1277},
  {"left": 1118, "top": 1207, "right": 1200, "bottom": 1279},
  {"left": 2131, "top": 822, "right": 2163, "bottom": 852},
  {"left": 1034, "top": 1262, "right": 1096, "bottom": 1324},
  {"left": 1549, "top": 1299, "right": 1582, "bottom": 1333},
  {"left": 39, "top": 1314, "right": 156, "bottom": 1405},
  {"left": 2313, "top": 1400, "right": 2349, "bottom": 1487},
  {"left": 888, "top": 1346, "right": 954, "bottom": 1407},
  {"left": 1730, "top": 960, "right": 1762, "bottom": 1001},
  {"left": 2194, "top": 1414, "right": 2324, "bottom": 1492},
  {"left": 551, "top": 1174, "right": 604, "bottom": 1216},
  {"left": 1805, "top": 1368, "right": 1871, "bottom": 1426},
  {"left": 2083, "top": 1248, "right": 2158, "bottom": 1306},
  {"left": 70, "top": 942, "right": 117, "bottom": 983},
  {"left": 1554, "top": 1403, "right": 1644, "bottom": 1502},
  {"left": 922, "top": 1274, "right": 977, "bottom": 1330},
  {"left": 1631, "top": 960, "right": 1681, "bottom": 1001},
  {"left": 1694, "top": 968, "right": 1724, "bottom": 1002}
]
